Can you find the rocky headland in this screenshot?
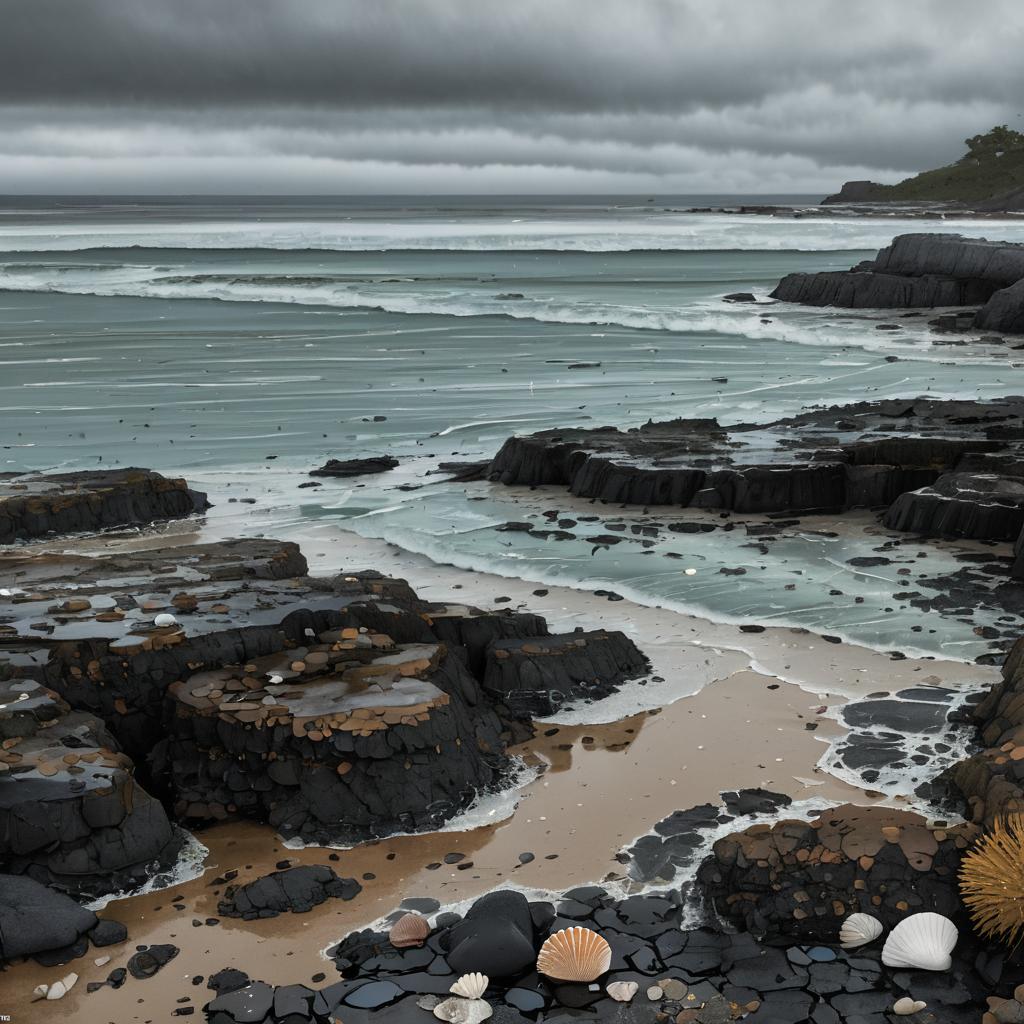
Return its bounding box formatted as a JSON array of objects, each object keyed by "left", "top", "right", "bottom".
[{"left": 822, "top": 126, "right": 1024, "bottom": 213}]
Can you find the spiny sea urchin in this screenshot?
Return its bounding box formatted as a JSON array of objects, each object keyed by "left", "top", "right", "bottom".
[{"left": 960, "top": 814, "right": 1024, "bottom": 948}]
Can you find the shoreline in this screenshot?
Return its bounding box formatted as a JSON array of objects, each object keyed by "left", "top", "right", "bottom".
[{"left": 2, "top": 517, "right": 996, "bottom": 1023}]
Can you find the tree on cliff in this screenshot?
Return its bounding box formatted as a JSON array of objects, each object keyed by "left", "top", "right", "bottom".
[{"left": 963, "top": 125, "right": 1024, "bottom": 161}]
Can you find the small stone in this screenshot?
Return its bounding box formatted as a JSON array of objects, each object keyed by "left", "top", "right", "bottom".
[
  {"left": 893, "top": 997, "right": 928, "bottom": 1015},
  {"left": 660, "top": 978, "right": 687, "bottom": 1000},
  {"left": 607, "top": 981, "right": 639, "bottom": 1002},
  {"left": 646, "top": 985, "right": 663, "bottom": 1001}
]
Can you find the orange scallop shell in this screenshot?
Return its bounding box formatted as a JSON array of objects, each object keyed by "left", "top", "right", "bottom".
[
  {"left": 389, "top": 912, "right": 430, "bottom": 948},
  {"left": 536, "top": 926, "right": 611, "bottom": 982}
]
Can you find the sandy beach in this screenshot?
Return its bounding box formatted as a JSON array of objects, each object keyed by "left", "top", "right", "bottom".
[{"left": 1, "top": 519, "right": 996, "bottom": 1023}]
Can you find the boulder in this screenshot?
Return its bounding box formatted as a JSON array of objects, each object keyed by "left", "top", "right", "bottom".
[
  {"left": 444, "top": 890, "right": 537, "bottom": 978},
  {"left": 0, "top": 874, "right": 96, "bottom": 962}
]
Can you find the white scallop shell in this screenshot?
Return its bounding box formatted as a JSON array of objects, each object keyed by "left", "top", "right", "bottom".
[
  {"left": 536, "top": 926, "right": 611, "bottom": 982},
  {"left": 881, "top": 912, "right": 957, "bottom": 971},
  {"left": 450, "top": 972, "right": 488, "bottom": 999},
  {"left": 839, "top": 912, "right": 883, "bottom": 949},
  {"left": 606, "top": 981, "right": 638, "bottom": 1002},
  {"left": 154, "top": 613, "right": 177, "bottom": 627},
  {"left": 892, "top": 997, "right": 928, "bottom": 1015}
]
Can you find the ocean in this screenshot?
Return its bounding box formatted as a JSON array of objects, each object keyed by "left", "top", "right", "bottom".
[{"left": 4, "top": 195, "right": 1024, "bottom": 659}]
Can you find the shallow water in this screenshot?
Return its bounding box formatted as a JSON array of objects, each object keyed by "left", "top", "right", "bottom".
[{"left": 2, "top": 197, "right": 1023, "bottom": 659}]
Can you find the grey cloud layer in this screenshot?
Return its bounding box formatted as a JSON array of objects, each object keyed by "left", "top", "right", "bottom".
[{"left": 1, "top": 0, "right": 1022, "bottom": 192}]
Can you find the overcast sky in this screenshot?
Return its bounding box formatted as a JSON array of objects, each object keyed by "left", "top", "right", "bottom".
[{"left": 1, "top": 0, "right": 1022, "bottom": 194}]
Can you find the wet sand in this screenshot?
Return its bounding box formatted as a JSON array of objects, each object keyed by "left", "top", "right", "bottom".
[{"left": 1, "top": 523, "right": 998, "bottom": 1022}]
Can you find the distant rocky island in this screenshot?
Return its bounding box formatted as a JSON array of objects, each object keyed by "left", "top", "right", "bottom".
[{"left": 824, "top": 125, "right": 1024, "bottom": 211}]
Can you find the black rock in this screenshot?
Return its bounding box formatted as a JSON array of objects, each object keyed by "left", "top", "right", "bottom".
[
  {"left": 0, "top": 874, "right": 97, "bottom": 962},
  {"left": 444, "top": 890, "right": 537, "bottom": 978},
  {"left": 310, "top": 456, "right": 399, "bottom": 478}
]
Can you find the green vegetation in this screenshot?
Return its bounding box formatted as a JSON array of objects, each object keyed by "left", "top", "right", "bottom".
[{"left": 835, "top": 125, "right": 1024, "bottom": 205}]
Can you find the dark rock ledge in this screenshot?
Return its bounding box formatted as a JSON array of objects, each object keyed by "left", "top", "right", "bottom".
[
  {"left": 770, "top": 233, "right": 1024, "bottom": 334},
  {"left": 487, "top": 397, "right": 1024, "bottom": 596},
  {"left": 0, "top": 467, "right": 209, "bottom": 543}
]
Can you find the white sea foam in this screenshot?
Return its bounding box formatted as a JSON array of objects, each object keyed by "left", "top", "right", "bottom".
[
  {"left": 3, "top": 214, "right": 1024, "bottom": 252},
  {"left": 84, "top": 827, "right": 209, "bottom": 910},
  {"left": 0, "top": 265, "right": 1013, "bottom": 365},
  {"left": 281, "top": 757, "right": 541, "bottom": 851}
]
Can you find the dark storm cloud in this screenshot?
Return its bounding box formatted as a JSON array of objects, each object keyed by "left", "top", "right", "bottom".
[{"left": 1, "top": 0, "right": 1022, "bottom": 192}]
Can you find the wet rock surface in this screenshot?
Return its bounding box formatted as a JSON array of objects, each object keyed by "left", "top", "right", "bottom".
[
  {"left": 0, "top": 468, "right": 208, "bottom": 543},
  {"left": 0, "top": 873, "right": 97, "bottom": 962},
  {"left": 203, "top": 882, "right": 1021, "bottom": 1024},
  {"left": 1, "top": 521, "right": 647, "bottom": 874},
  {"left": 950, "top": 635, "right": 1024, "bottom": 825},
  {"left": 0, "top": 675, "right": 182, "bottom": 895},
  {"left": 217, "top": 865, "right": 362, "bottom": 920},
  {"left": 771, "top": 233, "right": 1024, "bottom": 334},
  {"left": 694, "top": 804, "right": 975, "bottom": 942},
  {"left": 310, "top": 456, "right": 400, "bottom": 477}
]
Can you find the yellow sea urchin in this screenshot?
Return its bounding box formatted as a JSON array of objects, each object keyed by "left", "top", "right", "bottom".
[{"left": 960, "top": 814, "right": 1024, "bottom": 948}]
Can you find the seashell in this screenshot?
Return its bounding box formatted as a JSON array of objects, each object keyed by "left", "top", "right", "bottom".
[
  {"left": 433, "top": 997, "right": 493, "bottom": 1023},
  {"left": 881, "top": 912, "right": 957, "bottom": 971},
  {"left": 892, "top": 997, "right": 927, "bottom": 1015},
  {"left": 606, "top": 981, "right": 638, "bottom": 1003},
  {"left": 154, "top": 613, "right": 177, "bottom": 627},
  {"left": 839, "top": 912, "right": 884, "bottom": 949},
  {"left": 450, "top": 973, "right": 488, "bottom": 999},
  {"left": 536, "top": 926, "right": 611, "bottom": 982},
  {"left": 390, "top": 911, "right": 430, "bottom": 948},
  {"left": 46, "top": 973, "right": 77, "bottom": 1000}
]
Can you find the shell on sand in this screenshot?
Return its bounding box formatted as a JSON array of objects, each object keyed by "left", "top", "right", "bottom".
[
  {"left": 839, "top": 913, "right": 884, "bottom": 950},
  {"left": 450, "top": 973, "right": 489, "bottom": 999},
  {"left": 536, "top": 926, "right": 611, "bottom": 982},
  {"left": 606, "top": 981, "right": 639, "bottom": 1002},
  {"left": 881, "top": 913, "right": 957, "bottom": 971},
  {"left": 892, "top": 997, "right": 928, "bottom": 1015},
  {"left": 389, "top": 912, "right": 430, "bottom": 948}
]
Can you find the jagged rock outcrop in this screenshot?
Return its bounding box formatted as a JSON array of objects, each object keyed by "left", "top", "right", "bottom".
[
  {"left": 950, "top": 636, "right": 1024, "bottom": 826},
  {"left": 0, "top": 677, "right": 181, "bottom": 896},
  {"left": 483, "top": 630, "right": 650, "bottom": 716},
  {"left": 695, "top": 805, "right": 975, "bottom": 943},
  {"left": 0, "top": 468, "right": 208, "bottom": 543},
  {"left": 2, "top": 530, "right": 647, "bottom": 849},
  {"left": 770, "top": 233, "right": 1024, "bottom": 333},
  {"left": 487, "top": 397, "right": 1024, "bottom": 578}
]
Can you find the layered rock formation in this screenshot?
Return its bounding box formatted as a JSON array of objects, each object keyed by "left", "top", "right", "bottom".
[
  {"left": 487, "top": 398, "right": 1024, "bottom": 585},
  {"left": 770, "top": 233, "right": 1024, "bottom": 333},
  {"left": 0, "top": 676, "right": 181, "bottom": 896},
  {"left": 0, "top": 468, "right": 208, "bottom": 543},
  {"left": 2, "top": 520, "right": 648, "bottom": 858},
  {"left": 949, "top": 636, "right": 1024, "bottom": 826}
]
